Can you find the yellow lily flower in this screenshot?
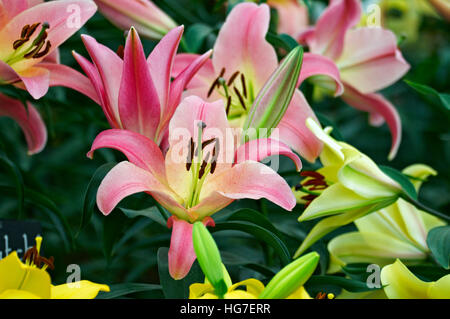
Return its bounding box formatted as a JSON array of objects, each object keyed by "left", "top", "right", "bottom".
[
  {"left": 327, "top": 164, "right": 446, "bottom": 273},
  {"left": 294, "top": 118, "right": 403, "bottom": 258},
  {"left": 381, "top": 259, "right": 450, "bottom": 299},
  {"left": 0, "top": 237, "right": 109, "bottom": 299}
]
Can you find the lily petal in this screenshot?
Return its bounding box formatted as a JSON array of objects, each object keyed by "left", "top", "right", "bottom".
[
  {"left": 338, "top": 28, "right": 410, "bottom": 94},
  {"left": 39, "top": 62, "right": 100, "bottom": 104},
  {"left": 17, "top": 66, "right": 50, "bottom": 100},
  {"left": 119, "top": 27, "right": 160, "bottom": 140},
  {"left": 81, "top": 34, "right": 123, "bottom": 125},
  {"left": 96, "top": 161, "right": 180, "bottom": 216},
  {"left": 299, "top": 53, "right": 344, "bottom": 96},
  {"left": 167, "top": 216, "right": 215, "bottom": 280},
  {"left": 147, "top": 26, "right": 183, "bottom": 113},
  {"left": 267, "top": 0, "right": 308, "bottom": 37},
  {"left": 341, "top": 85, "right": 402, "bottom": 160},
  {"left": 307, "top": 0, "right": 362, "bottom": 59},
  {"left": 0, "top": 93, "right": 47, "bottom": 154},
  {"left": 203, "top": 161, "right": 296, "bottom": 211},
  {"left": 235, "top": 138, "right": 302, "bottom": 171},
  {"left": 51, "top": 281, "right": 109, "bottom": 299},
  {"left": 87, "top": 129, "right": 166, "bottom": 179},
  {"left": 212, "top": 2, "right": 278, "bottom": 90},
  {"left": 277, "top": 91, "right": 323, "bottom": 163}
]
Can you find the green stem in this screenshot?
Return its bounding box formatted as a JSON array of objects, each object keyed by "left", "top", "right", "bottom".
[{"left": 402, "top": 195, "right": 450, "bottom": 223}]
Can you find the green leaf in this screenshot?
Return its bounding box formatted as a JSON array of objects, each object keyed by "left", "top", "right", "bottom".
[
  {"left": 157, "top": 247, "right": 204, "bottom": 299},
  {"left": 266, "top": 32, "right": 299, "bottom": 52},
  {"left": 121, "top": 206, "right": 167, "bottom": 227},
  {"left": 102, "top": 208, "right": 128, "bottom": 263},
  {"left": 212, "top": 221, "right": 291, "bottom": 265},
  {"left": 426, "top": 226, "right": 450, "bottom": 269},
  {"left": 306, "top": 275, "right": 379, "bottom": 293},
  {"left": 380, "top": 165, "right": 418, "bottom": 200},
  {"left": 77, "top": 163, "right": 116, "bottom": 237},
  {"left": 0, "top": 185, "right": 74, "bottom": 251},
  {"left": 227, "top": 208, "right": 283, "bottom": 238},
  {"left": 184, "top": 23, "right": 213, "bottom": 53},
  {"left": 0, "top": 151, "right": 24, "bottom": 219},
  {"left": 96, "top": 283, "right": 163, "bottom": 299},
  {"left": 405, "top": 80, "right": 450, "bottom": 113}
]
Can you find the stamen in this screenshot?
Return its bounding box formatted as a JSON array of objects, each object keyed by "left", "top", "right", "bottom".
[
  {"left": 227, "top": 71, "right": 240, "bottom": 86},
  {"left": 226, "top": 96, "right": 232, "bottom": 116},
  {"left": 32, "top": 41, "right": 51, "bottom": 58},
  {"left": 233, "top": 87, "right": 247, "bottom": 110},
  {"left": 240, "top": 74, "right": 248, "bottom": 98},
  {"left": 26, "top": 23, "right": 41, "bottom": 39},
  {"left": 201, "top": 138, "right": 216, "bottom": 150},
  {"left": 198, "top": 152, "right": 211, "bottom": 179},
  {"left": 207, "top": 78, "right": 219, "bottom": 98},
  {"left": 13, "top": 39, "right": 28, "bottom": 50},
  {"left": 186, "top": 138, "right": 195, "bottom": 171},
  {"left": 219, "top": 67, "right": 225, "bottom": 78},
  {"left": 300, "top": 171, "right": 325, "bottom": 180},
  {"left": 210, "top": 161, "right": 217, "bottom": 174},
  {"left": 21, "top": 25, "right": 30, "bottom": 39}
]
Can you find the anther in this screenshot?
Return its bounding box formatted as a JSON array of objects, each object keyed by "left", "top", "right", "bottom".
[
  {"left": 233, "top": 87, "right": 247, "bottom": 110},
  {"left": 300, "top": 171, "right": 325, "bottom": 180},
  {"left": 186, "top": 138, "right": 195, "bottom": 171},
  {"left": 207, "top": 78, "right": 219, "bottom": 98},
  {"left": 240, "top": 74, "right": 247, "bottom": 98},
  {"left": 227, "top": 71, "right": 240, "bottom": 86},
  {"left": 116, "top": 45, "right": 125, "bottom": 59},
  {"left": 21, "top": 25, "right": 30, "bottom": 39},
  {"left": 198, "top": 152, "right": 211, "bottom": 180},
  {"left": 226, "top": 96, "right": 232, "bottom": 116}
]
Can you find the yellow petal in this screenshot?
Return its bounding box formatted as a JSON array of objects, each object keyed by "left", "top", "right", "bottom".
[
  {"left": 286, "top": 286, "right": 312, "bottom": 299},
  {"left": 51, "top": 281, "right": 110, "bottom": 299},
  {"left": 228, "top": 279, "right": 265, "bottom": 297},
  {"left": 428, "top": 275, "right": 450, "bottom": 299},
  {"left": 225, "top": 290, "right": 258, "bottom": 299},
  {"left": 0, "top": 289, "right": 40, "bottom": 299},
  {"left": 402, "top": 164, "right": 437, "bottom": 191},
  {"left": 0, "top": 252, "right": 51, "bottom": 299},
  {"left": 381, "top": 259, "right": 431, "bottom": 299},
  {"left": 189, "top": 283, "right": 215, "bottom": 299}
]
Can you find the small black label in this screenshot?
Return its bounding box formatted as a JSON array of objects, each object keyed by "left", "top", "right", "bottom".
[{"left": 0, "top": 219, "right": 42, "bottom": 260}]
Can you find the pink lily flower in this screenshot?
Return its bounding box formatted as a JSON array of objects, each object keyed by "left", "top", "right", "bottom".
[
  {"left": 297, "top": 0, "right": 410, "bottom": 160},
  {"left": 88, "top": 95, "right": 300, "bottom": 279},
  {"left": 267, "top": 0, "right": 309, "bottom": 37},
  {"left": 0, "top": 0, "right": 98, "bottom": 154},
  {"left": 172, "top": 2, "right": 344, "bottom": 162},
  {"left": 93, "top": 0, "right": 178, "bottom": 40},
  {"left": 73, "top": 26, "right": 212, "bottom": 146}
]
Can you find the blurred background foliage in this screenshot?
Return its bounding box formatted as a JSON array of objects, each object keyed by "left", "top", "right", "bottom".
[{"left": 0, "top": 0, "right": 448, "bottom": 298}]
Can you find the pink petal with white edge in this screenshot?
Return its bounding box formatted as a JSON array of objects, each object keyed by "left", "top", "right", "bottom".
[
  {"left": 147, "top": 26, "right": 184, "bottom": 112},
  {"left": 0, "top": 93, "right": 47, "bottom": 154},
  {"left": 235, "top": 138, "right": 302, "bottom": 171},
  {"left": 203, "top": 161, "right": 296, "bottom": 211},
  {"left": 212, "top": 2, "right": 278, "bottom": 90},
  {"left": 87, "top": 129, "right": 166, "bottom": 180},
  {"left": 0, "top": 0, "right": 97, "bottom": 70},
  {"left": 308, "top": 0, "right": 362, "bottom": 59},
  {"left": 119, "top": 28, "right": 160, "bottom": 140},
  {"left": 277, "top": 90, "right": 323, "bottom": 163},
  {"left": 338, "top": 28, "right": 410, "bottom": 94},
  {"left": 298, "top": 53, "right": 344, "bottom": 96},
  {"left": 167, "top": 216, "right": 215, "bottom": 280},
  {"left": 342, "top": 85, "right": 402, "bottom": 160},
  {"left": 81, "top": 34, "right": 123, "bottom": 125},
  {"left": 39, "top": 62, "right": 100, "bottom": 104},
  {"left": 96, "top": 161, "right": 179, "bottom": 216}
]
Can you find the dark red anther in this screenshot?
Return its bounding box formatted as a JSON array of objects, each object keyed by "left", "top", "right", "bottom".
[
  {"left": 300, "top": 171, "right": 325, "bottom": 180},
  {"left": 227, "top": 71, "right": 240, "bottom": 86},
  {"left": 240, "top": 73, "right": 247, "bottom": 98},
  {"left": 233, "top": 87, "right": 246, "bottom": 110},
  {"left": 226, "top": 96, "right": 232, "bottom": 115}
]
